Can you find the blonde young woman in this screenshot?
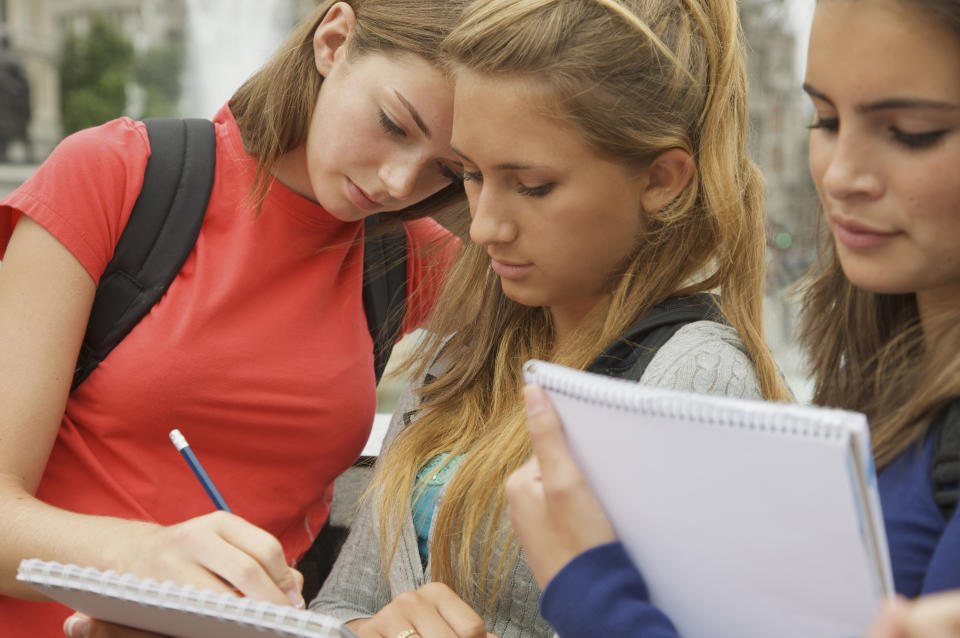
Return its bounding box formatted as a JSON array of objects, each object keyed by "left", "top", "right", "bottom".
[
  {"left": 309, "top": 0, "right": 789, "bottom": 636},
  {"left": 0, "top": 1, "right": 472, "bottom": 635},
  {"left": 507, "top": 0, "right": 960, "bottom": 636}
]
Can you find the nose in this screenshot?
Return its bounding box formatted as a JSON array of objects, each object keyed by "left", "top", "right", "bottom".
[
  {"left": 468, "top": 185, "right": 517, "bottom": 247},
  {"left": 817, "top": 131, "right": 884, "bottom": 203},
  {"left": 379, "top": 157, "right": 420, "bottom": 202}
]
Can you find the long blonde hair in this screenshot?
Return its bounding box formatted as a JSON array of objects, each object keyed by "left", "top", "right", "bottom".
[
  {"left": 799, "top": 0, "right": 960, "bottom": 469},
  {"left": 228, "top": 0, "right": 468, "bottom": 218},
  {"left": 373, "top": 0, "right": 790, "bottom": 611}
]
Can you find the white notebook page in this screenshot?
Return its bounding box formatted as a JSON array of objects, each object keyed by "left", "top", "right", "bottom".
[{"left": 524, "top": 359, "right": 893, "bottom": 638}]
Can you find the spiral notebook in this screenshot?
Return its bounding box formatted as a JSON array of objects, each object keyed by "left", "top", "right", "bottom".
[
  {"left": 523, "top": 359, "right": 893, "bottom": 638},
  {"left": 16, "top": 559, "right": 358, "bottom": 638}
]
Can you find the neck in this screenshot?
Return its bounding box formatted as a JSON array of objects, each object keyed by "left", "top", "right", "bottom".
[
  {"left": 915, "top": 287, "right": 960, "bottom": 349},
  {"left": 549, "top": 298, "right": 610, "bottom": 358}
]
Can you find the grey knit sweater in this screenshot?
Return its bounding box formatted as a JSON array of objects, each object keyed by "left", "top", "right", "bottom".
[{"left": 309, "top": 321, "right": 763, "bottom": 637}]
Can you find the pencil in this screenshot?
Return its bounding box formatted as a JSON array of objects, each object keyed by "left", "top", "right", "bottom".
[{"left": 169, "top": 429, "right": 232, "bottom": 513}]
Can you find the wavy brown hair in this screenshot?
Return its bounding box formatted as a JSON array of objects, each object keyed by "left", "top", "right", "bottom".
[
  {"left": 371, "top": 0, "right": 791, "bottom": 612},
  {"left": 799, "top": 0, "right": 960, "bottom": 470},
  {"left": 228, "top": 0, "right": 468, "bottom": 220}
]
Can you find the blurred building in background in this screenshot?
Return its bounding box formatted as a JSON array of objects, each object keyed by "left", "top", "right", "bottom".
[
  {"left": 742, "top": 0, "right": 818, "bottom": 399},
  {"left": 0, "top": 0, "right": 59, "bottom": 162}
]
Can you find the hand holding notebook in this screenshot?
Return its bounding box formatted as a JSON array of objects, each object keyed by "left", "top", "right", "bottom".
[
  {"left": 17, "top": 559, "right": 357, "bottom": 638},
  {"left": 521, "top": 359, "right": 893, "bottom": 638},
  {"left": 506, "top": 383, "right": 619, "bottom": 588}
]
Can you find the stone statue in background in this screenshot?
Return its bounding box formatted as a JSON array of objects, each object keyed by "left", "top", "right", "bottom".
[{"left": 0, "top": 34, "right": 31, "bottom": 163}]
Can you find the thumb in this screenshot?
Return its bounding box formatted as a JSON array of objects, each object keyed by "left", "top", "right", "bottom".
[
  {"left": 523, "top": 384, "right": 579, "bottom": 483},
  {"left": 63, "top": 614, "right": 91, "bottom": 638}
]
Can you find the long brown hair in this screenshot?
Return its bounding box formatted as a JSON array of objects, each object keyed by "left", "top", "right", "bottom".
[
  {"left": 228, "top": 0, "right": 468, "bottom": 219},
  {"left": 372, "top": 0, "right": 790, "bottom": 611},
  {"left": 799, "top": 0, "right": 960, "bottom": 469}
]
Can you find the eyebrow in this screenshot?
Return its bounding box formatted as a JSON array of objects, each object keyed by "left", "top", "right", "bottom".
[
  {"left": 394, "top": 90, "right": 431, "bottom": 138},
  {"left": 450, "top": 145, "right": 543, "bottom": 171},
  {"left": 803, "top": 83, "right": 960, "bottom": 113}
]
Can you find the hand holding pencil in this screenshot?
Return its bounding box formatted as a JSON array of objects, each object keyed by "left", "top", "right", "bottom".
[{"left": 61, "top": 430, "right": 304, "bottom": 638}]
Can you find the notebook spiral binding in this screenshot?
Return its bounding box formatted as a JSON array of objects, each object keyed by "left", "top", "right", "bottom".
[
  {"left": 523, "top": 359, "right": 855, "bottom": 441},
  {"left": 17, "top": 558, "right": 347, "bottom": 637}
]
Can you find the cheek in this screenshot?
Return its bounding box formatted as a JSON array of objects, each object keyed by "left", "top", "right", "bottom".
[{"left": 807, "top": 139, "right": 829, "bottom": 195}]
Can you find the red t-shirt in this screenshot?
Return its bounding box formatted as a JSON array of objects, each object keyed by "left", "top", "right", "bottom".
[{"left": 0, "top": 105, "right": 454, "bottom": 634}]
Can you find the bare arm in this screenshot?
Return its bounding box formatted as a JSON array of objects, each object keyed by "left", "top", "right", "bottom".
[{"left": 0, "top": 217, "right": 301, "bottom": 607}]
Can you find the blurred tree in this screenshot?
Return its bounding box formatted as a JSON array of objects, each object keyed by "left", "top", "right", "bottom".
[
  {"left": 60, "top": 15, "right": 134, "bottom": 134},
  {"left": 135, "top": 35, "right": 185, "bottom": 118}
]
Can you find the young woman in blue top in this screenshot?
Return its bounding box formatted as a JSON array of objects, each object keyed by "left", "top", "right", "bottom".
[{"left": 506, "top": 0, "right": 960, "bottom": 635}]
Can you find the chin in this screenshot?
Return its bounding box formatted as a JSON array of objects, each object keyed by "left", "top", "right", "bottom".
[
  {"left": 842, "top": 268, "right": 916, "bottom": 296},
  {"left": 499, "top": 282, "right": 545, "bottom": 309}
]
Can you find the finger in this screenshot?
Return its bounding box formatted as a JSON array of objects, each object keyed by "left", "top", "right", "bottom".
[
  {"left": 905, "top": 592, "right": 960, "bottom": 637},
  {"left": 504, "top": 458, "right": 544, "bottom": 523},
  {"left": 213, "top": 513, "right": 301, "bottom": 598},
  {"left": 504, "top": 457, "right": 541, "bottom": 504},
  {"left": 63, "top": 613, "right": 90, "bottom": 638},
  {"left": 65, "top": 614, "right": 166, "bottom": 638},
  {"left": 88, "top": 622, "right": 169, "bottom": 638},
  {"left": 380, "top": 588, "right": 458, "bottom": 638},
  {"left": 420, "top": 582, "right": 489, "bottom": 638},
  {"left": 183, "top": 514, "right": 301, "bottom": 606},
  {"left": 523, "top": 385, "right": 582, "bottom": 486},
  {"left": 290, "top": 568, "right": 305, "bottom": 604},
  {"left": 867, "top": 598, "right": 910, "bottom": 638}
]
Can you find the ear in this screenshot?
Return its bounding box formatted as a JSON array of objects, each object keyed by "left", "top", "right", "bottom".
[
  {"left": 313, "top": 2, "right": 357, "bottom": 78},
  {"left": 639, "top": 148, "right": 695, "bottom": 214}
]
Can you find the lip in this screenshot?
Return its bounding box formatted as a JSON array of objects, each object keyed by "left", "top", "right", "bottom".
[
  {"left": 831, "top": 216, "right": 901, "bottom": 250},
  {"left": 490, "top": 258, "right": 534, "bottom": 280},
  {"left": 346, "top": 179, "right": 383, "bottom": 212}
]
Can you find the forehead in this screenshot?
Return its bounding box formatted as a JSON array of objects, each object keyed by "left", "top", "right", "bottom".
[
  {"left": 806, "top": 0, "right": 960, "bottom": 100},
  {"left": 451, "top": 70, "right": 584, "bottom": 153}
]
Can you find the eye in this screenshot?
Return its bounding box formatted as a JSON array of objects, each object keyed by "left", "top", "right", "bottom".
[
  {"left": 438, "top": 163, "right": 464, "bottom": 184},
  {"left": 517, "top": 183, "right": 555, "bottom": 198},
  {"left": 461, "top": 169, "right": 483, "bottom": 184},
  {"left": 378, "top": 110, "right": 406, "bottom": 137},
  {"left": 807, "top": 117, "right": 838, "bottom": 133},
  {"left": 889, "top": 127, "right": 948, "bottom": 150}
]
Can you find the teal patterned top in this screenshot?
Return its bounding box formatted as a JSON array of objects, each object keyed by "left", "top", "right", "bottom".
[{"left": 412, "top": 453, "right": 465, "bottom": 568}]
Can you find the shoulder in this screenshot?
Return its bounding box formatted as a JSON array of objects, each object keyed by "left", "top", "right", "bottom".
[
  {"left": 2, "top": 118, "right": 151, "bottom": 280},
  {"left": 56, "top": 117, "right": 150, "bottom": 167},
  {"left": 29, "top": 117, "right": 151, "bottom": 203},
  {"left": 640, "top": 320, "right": 762, "bottom": 400}
]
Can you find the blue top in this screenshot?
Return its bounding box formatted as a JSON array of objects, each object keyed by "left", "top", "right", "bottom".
[
  {"left": 540, "top": 431, "right": 960, "bottom": 637},
  {"left": 412, "top": 453, "right": 465, "bottom": 568}
]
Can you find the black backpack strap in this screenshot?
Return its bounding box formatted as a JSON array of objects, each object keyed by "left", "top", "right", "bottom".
[
  {"left": 930, "top": 398, "right": 960, "bottom": 520},
  {"left": 587, "top": 293, "right": 724, "bottom": 380},
  {"left": 72, "top": 118, "right": 216, "bottom": 391},
  {"left": 362, "top": 214, "right": 408, "bottom": 384}
]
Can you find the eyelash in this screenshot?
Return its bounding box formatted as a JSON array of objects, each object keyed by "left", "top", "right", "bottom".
[
  {"left": 807, "top": 117, "right": 838, "bottom": 133},
  {"left": 808, "top": 118, "right": 948, "bottom": 150},
  {"left": 890, "top": 128, "right": 948, "bottom": 149},
  {"left": 378, "top": 110, "right": 405, "bottom": 137},
  {"left": 518, "top": 184, "right": 555, "bottom": 198},
  {"left": 439, "top": 164, "right": 463, "bottom": 183},
  {"left": 461, "top": 170, "right": 555, "bottom": 198}
]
